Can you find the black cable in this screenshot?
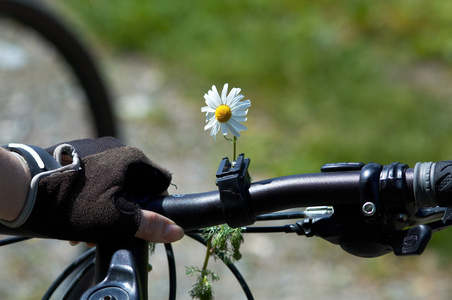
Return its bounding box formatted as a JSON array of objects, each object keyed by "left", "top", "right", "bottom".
[
  {"left": 0, "top": 236, "right": 31, "bottom": 246},
  {"left": 187, "top": 233, "right": 254, "bottom": 300},
  {"left": 42, "top": 247, "right": 96, "bottom": 300},
  {"left": 61, "top": 259, "right": 95, "bottom": 300},
  {"left": 257, "top": 211, "right": 308, "bottom": 221},
  {"left": 187, "top": 224, "right": 298, "bottom": 234},
  {"left": 164, "top": 243, "right": 177, "bottom": 300},
  {"left": 243, "top": 225, "right": 296, "bottom": 233}
]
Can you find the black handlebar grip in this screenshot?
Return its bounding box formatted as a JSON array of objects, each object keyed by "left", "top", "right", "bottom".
[
  {"left": 414, "top": 161, "right": 452, "bottom": 207},
  {"left": 433, "top": 161, "right": 452, "bottom": 207}
]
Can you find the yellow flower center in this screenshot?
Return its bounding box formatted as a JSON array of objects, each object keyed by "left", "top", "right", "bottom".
[{"left": 215, "top": 105, "right": 232, "bottom": 123}]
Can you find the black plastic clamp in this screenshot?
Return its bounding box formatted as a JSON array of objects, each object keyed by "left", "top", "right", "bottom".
[
  {"left": 216, "top": 154, "right": 254, "bottom": 228},
  {"left": 379, "top": 162, "right": 414, "bottom": 216},
  {"left": 359, "top": 163, "right": 383, "bottom": 220}
]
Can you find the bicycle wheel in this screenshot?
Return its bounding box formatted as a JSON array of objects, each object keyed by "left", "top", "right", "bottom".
[
  {"left": 0, "top": 0, "right": 117, "bottom": 146},
  {"left": 0, "top": 1, "right": 117, "bottom": 298}
]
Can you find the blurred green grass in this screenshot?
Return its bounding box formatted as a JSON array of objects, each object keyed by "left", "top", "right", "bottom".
[{"left": 61, "top": 1, "right": 452, "bottom": 256}]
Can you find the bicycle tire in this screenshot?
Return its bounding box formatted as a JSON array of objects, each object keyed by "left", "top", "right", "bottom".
[
  {"left": 0, "top": 0, "right": 117, "bottom": 141},
  {"left": 0, "top": 1, "right": 117, "bottom": 298},
  {"left": 41, "top": 247, "right": 96, "bottom": 300}
]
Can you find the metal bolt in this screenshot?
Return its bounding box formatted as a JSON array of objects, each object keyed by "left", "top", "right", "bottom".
[
  {"left": 395, "top": 213, "right": 408, "bottom": 222},
  {"left": 362, "top": 202, "right": 376, "bottom": 216}
]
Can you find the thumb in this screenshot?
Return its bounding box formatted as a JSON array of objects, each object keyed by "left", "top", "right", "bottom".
[{"left": 135, "top": 210, "right": 184, "bottom": 243}]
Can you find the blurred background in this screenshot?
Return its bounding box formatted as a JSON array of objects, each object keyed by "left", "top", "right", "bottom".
[{"left": 2, "top": 0, "right": 452, "bottom": 299}]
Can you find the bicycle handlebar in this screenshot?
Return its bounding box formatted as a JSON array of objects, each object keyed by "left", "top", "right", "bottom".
[
  {"left": 142, "top": 171, "right": 362, "bottom": 231},
  {"left": 143, "top": 159, "right": 452, "bottom": 230},
  {"left": 138, "top": 157, "right": 452, "bottom": 258},
  {"left": 1, "top": 156, "right": 452, "bottom": 258}
]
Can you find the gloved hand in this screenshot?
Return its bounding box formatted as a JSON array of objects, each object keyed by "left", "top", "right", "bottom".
[{"left": 2, "top": 137, "right": 183, "bottom": 246}]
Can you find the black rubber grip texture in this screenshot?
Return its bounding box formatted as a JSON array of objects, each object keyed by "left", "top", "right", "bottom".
[{"left": 434, "top": 161, "right": 452, "bottom": 207}]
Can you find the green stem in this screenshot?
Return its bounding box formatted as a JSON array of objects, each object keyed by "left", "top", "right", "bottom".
[
  {"left": 202, "top": 235, "right": 213, "bottom": 273},
  {"left": 233, "top": 136, "right": 237, "bottom": 161}
]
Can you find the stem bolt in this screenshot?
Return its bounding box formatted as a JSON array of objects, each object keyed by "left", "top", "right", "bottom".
[{"left": 362, "top": 202, "right": 376, "bottom": 216}]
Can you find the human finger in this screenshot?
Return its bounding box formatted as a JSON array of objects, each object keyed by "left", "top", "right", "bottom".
[{"left": 135, "top": 210, "right": 184, "bottom": 243}]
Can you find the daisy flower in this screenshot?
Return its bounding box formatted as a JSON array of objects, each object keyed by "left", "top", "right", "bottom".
[{"left": 201, "top": 83, "right": 251, "bottom": 140}]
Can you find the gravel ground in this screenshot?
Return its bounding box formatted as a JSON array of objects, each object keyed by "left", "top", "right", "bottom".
[{"left": 1, "top": 3, "right": 452, "bottom": 299}]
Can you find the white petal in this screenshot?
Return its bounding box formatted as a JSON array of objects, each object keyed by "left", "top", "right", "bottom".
[
  {"left": 225, "top": 122, "right": 241, "bottom": 137},
  {"left": 225, "top": 88, "right": 235, "bottom": 104},
  {"left": 229, "top": 93, "right": 244, "bottom": 107},
  {"left": 226, "top": 87, "right": 240, "bottom": 104},
  {"left": 231, "top": 100, "right": 251, "bottom": 112},
  {"left": 232, "top": 109, "right": 248, "bottom": 117},
  {"left": 205, "top": 114, "right": 214, "bottom": 122},
  {"left": 221, "top": 83, "right": 229, "bottom": 104},
  {"left": 209, "top": 86, "right": 222, "bottom": 106},
  {"left": 211, "top": 85, "right": 219, "bottom": 96},
  {"left": 210, "top": 121, "right": 220, "bottom": 139},
  {"left": 204, "top": 117, "right": 217, "bottom": 130},
  {"left": 204, "top": 92, "right": 219, "bottom": 108},
  {"left": 220, "top": 123, "right": 229, "bottom": 136},
  {"left": 231, "top": 116, "right": 247, "bottom": 122},
  {"left": 228, "top": 118, "right": 247, "bottom": 131},
  {"left": 201, "top": 106, "right": 215, "bottom": 113}
]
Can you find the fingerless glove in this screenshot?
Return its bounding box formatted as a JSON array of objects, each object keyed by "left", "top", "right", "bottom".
[{"left": 2, "top": 137, "right": 171, "bottom": 246}]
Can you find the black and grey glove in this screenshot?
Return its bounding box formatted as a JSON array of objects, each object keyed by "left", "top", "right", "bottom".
[{"left": 1, "top": 137, "right": 171, "bottom": 246}]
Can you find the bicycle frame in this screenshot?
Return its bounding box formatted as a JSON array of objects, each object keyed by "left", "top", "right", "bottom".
[{"left": 82, "top": 239, "right": 150, "bottom": 300}]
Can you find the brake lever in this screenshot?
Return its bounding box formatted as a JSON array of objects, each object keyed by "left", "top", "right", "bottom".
[
  {"left": 419, "top": 207, "right": 452, "bottom": 233},
  {"left": 407, "top": 207, "right": 446, "bottom": 226},
  {"left": 393, "top": 225, "right": 432, "bottom": 256},
  {"left": 441, "top": 207, "right": 452, "bottom": 224},
  {"left": 291, "top": 204, "right": 438, "bottom": 258}
]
